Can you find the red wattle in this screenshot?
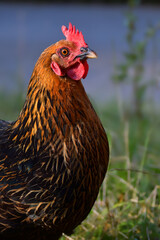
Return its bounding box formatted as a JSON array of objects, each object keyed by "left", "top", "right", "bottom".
[
  {"left": 66, "top": 60, "right": 89, "bottom": 81},
  {"left": 82, "top": 60, "right": 89, "bottom": 79},
  {"left": 51, "top": 60, "right": 89, "bottom": 81}
]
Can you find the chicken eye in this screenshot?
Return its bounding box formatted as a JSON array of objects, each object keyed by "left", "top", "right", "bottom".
[{"left": 60, "top": 48, "right": 70, "bottom": 57}]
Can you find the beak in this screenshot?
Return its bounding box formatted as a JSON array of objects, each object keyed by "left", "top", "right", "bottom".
[{"left": 76, "top": 47, "right": 98, "bottom": 60}]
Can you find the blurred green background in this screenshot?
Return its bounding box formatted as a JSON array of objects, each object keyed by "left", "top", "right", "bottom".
[{"left": 0, "top": 0, "right": 160, "bottom": 239}]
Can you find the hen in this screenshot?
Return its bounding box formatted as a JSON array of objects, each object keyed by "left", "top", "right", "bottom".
[{"left": 0, "top": 23, "right": 109, "bottom": 240}]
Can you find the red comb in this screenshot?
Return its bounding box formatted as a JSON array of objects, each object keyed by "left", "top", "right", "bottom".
[{"left": 61, "top": 23, "right": 88, "bottom": 47}]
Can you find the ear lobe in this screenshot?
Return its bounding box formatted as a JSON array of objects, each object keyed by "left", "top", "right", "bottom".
[{"left": 51, "top": 61, "right": 65, "bottom": 76}]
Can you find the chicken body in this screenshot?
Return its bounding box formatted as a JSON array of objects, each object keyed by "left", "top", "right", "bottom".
[{"left": 0, "top": 24, "right": 109, "bottom": 240}]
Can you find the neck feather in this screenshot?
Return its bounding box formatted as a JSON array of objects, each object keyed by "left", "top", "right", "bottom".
[{"left": 10, "top": 73, "right": 91, "bottom": 155}]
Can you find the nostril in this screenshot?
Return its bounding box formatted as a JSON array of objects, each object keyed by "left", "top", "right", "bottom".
[{"left": 80, "top": 47, "right": 88, "bottom": 52}]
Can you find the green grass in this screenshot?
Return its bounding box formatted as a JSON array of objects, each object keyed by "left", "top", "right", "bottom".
[
  {"left": 0, "top": 92, "right": 160, "bottom": 240},
  {"left": 0, "top": 91, "right": 25, "bottom": 121}
]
